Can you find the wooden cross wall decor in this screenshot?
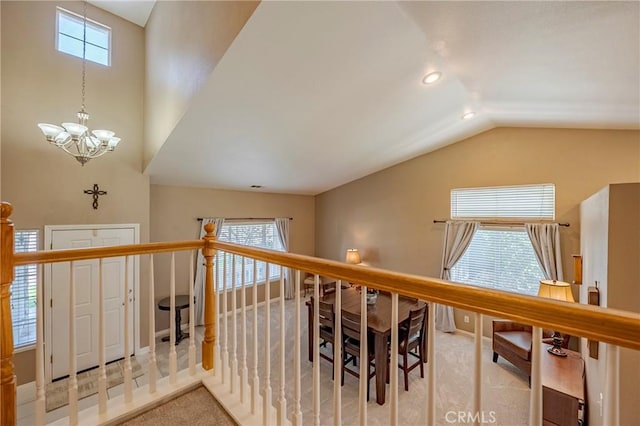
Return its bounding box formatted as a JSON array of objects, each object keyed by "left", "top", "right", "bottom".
[{"left": 84, "top": 184, "right": 107, "bottom": 209}]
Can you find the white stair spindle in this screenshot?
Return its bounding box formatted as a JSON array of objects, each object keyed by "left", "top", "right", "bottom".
[
  {"left": 603, "top": 344, "right": 620, "bottom": 425},
  {"left": 389, "top": 292, "right": 399, "bottom": 426},
  {"left": 312, "top": 274, "right": 320, "bottom": 426},
  {"left": 277, "top": 272, "right": 287, "bottom": 426},
  {"left": 251, "top": 260, "right": 260, "bottom": 415},
  {"left": 98, "top": 259, "right": 107, "bottom": 413},
  {"left": 214, "top": 250, "right": 222, "bottom": 378},
  {"left": 240, "top": 256, "right": 248, "bottom": 403},
  {"left": 473, "top": 313, "right": 483, "bottom": 426},
  {"left": 124, "top": 256, "right": 133, "bottom": 403},
  {"left": 293, "top": 270, "right": 303, "bottom": 426},
  {"left": 263, "top": 263, "right": 272, "bottom": 426},
  {"left": 426, "top": 302, "right": 436, "bottom": 426},
  {"left": 529, "top": 326, "right": 543, "bottom": 425},
  {"left": 169, "top": 252, "right": 177, "bottom": 384},
  {"left": 222, "top": 252, "right": 229, "bottom": 385},
  {"left": 189, "top": 250, "right": 196, "bottom": 376},
  {"left": 231, "top": 254, "right": 238, "bottom": 394},
  {"left": 35, "top": 265, "right": 45, "bottom": 425},
  {"left": 148, "top": 255, "right": 157, "bottom": 393},
  {"left": 358, "top": 285, "right": 368, "bottom": 426},
  {"left": 68, "top": 261, "right": 78, "bottom": 426},
  {"left": 333, "top": 280, "right": 343, "bottom": 426}
]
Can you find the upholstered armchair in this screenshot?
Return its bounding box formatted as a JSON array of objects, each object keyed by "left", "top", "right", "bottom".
[{"left": 492, "top": 320, "right": 569, "bottom": 381}]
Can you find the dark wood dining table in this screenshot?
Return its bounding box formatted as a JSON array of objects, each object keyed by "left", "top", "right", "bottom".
[{"left": 306, "top": 287, "right": 427, "bottom": 405}]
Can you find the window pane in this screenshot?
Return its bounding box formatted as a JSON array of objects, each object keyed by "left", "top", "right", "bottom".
[
  {"left": 85, "top": 44, "right": 109, "bottom": 66},
  {"left": 57, "top": 33, "right": 85, "bottom": 60},
  {"left": 216, "top": 222, "right": 284, "bottom": 290},
  {"left": 450, "top": 228, "right": 544, "bottom": 296},
  {"left": 86, "top": 25, "right": 109, "bottom": 49},
  {"left": 11, "top": 231, "right": 39, "bottom": 348},
  {"left": 58, "top": 12, "right": 84, "bottom": 40}
]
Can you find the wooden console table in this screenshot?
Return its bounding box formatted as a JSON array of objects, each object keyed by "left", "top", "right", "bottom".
[{"left": 541, "top": 345, "right": 585, "bottom": 425}]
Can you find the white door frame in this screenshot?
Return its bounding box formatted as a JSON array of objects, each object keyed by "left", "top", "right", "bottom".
[{"left": 43, "top": 223, "right": 140, "bottom": 383}]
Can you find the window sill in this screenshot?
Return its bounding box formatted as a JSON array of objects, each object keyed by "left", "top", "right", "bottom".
[{"left": 14, "top": 343, "right": 36, "bottom": 354}]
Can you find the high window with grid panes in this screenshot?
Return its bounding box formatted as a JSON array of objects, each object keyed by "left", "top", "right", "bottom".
[
  {"left": 56, "top": 7, "right": 111, "bottom": 66},
  {"left": 449, "top": 184, "right": 555, "bottom": 296},
  {"left": 216, "top": 221, "right": 284, "bottom": 290},
  {"left": 12, "top": 230, "right": 39, "bottom": 348}
]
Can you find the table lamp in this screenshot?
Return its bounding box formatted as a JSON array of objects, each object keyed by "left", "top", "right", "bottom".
[
  {"left": 537, "top": 279, "right": 575, "bottom": 357},
  {"left": 345, "top": 248, "right": 361, "bottom": 265}
]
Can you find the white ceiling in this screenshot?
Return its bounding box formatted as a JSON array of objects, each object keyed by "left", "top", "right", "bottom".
[
  {"left": 145, "top": 1, "right": 640, "bottom": 195},
  {"left": 89, "top": 0, "right": 155, "bottom": 27}
]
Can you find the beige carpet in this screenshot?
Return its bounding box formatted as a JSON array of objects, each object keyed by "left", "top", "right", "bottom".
[
  {"left": 45, "top": 357, "right": 143, "bottom": 412},
  {"left": 218, "top": 298, "right": 531, "bottom": 426},
  {"left": 118, "top": 386, "right": 237, "bottom": 426}
]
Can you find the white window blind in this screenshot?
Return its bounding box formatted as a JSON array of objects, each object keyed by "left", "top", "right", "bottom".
[
  {"left": 451, "top": 184, "right": 555, "bottom": 220},
  {"left": 450, "top": 228, "right": 545, "bottom": 296},
  {"left": 12, "top": 230, "right": 39, "bottom": 348},
  {"left": 56, "top": 7, "right": 111, "bottom": 66},
  {"left": 217, "top": 222, "right": 283, "bottom": 290}
]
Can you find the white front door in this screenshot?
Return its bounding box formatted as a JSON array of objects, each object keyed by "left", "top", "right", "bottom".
[{"left": 46, "top": 226, "right": 137, "bottom": 380}]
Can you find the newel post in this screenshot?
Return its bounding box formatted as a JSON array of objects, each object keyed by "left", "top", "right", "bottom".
[
  {"left": 0, "top": 202, "right": 16, "bottom": 425},
  {"left": 202, "top": 222, "right": 216, "bottom": 371}
]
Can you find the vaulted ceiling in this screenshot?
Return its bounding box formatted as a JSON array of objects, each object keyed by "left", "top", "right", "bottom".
[{"left": 136, "top": 1, "right": 638, "bottom": 195}]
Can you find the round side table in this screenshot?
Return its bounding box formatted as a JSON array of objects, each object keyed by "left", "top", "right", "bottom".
[{"left": 158, "top": 295, "right": 191, "bottom": 345}]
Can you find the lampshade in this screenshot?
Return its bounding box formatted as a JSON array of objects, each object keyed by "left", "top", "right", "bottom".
[
  {"left": 345, "top": 248, "right": 361, "bottom": 264},
  {"left": 537, "top": 279, "right": 575, "bottom": 303}
]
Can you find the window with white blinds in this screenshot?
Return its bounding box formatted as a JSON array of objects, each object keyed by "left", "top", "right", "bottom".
[
  {"left": 216, "top": 222, "right": 283, "bottom": 290},
  {"left": 449, "top": 184, "right": 554, "bottom": 295},
  {"left": 451, "top": 184, "right": 555, "bottom": 220},
  {"left": 450, "top": 228, "right": 545, "bottom": 295},
  {"left": 11, "top": 230, "right": 39, "bottom": 348}
]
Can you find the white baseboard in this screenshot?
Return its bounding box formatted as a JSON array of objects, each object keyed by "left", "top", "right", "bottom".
[
  {"left": 154, "top": 323, "right": 190, "bottom": 339},
  {"left": 17, "top": 381, "right": 36, "bottom": 405}
]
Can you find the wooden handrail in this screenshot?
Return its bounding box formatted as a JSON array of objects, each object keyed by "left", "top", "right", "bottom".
[
  {"left": 13, "top": 240, "right": 205, "bottom": 266},
  {"left": 6, "top": 233, "right": 640, "bottom": 351},
  {"left": 210, "top": 240, "right": 640, "bottom": 351}
]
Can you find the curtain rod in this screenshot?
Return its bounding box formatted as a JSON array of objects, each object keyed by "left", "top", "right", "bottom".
[
  {"left": 433, "top": 219, "right": 570, "bottom": 227},
  {"left": 197, "top": 217, "right": 293, "bottom": 221}
]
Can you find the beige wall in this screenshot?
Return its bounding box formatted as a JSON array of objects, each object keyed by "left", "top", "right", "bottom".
[
  {"left": 143, "top": 0, "right": 259, "bottom": 167},
  {"left": 1, "top": 1, "right": 148, "bottom": 384},
  {"left": 150, "top": 184, "right": 315, "bottom": 331},
  {"left": 580, "top": 184, "right": 640, "bottom": 426},
  {"left": 315, "top": 127, "right": 640, "bottom": 337}
]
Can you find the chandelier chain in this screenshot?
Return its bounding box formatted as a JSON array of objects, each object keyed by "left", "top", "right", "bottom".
[{"left": 81, "top": 0, "right": 87, "bottom": 112}]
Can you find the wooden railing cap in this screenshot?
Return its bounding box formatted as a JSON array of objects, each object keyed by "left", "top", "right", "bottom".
[
  {"left": 1, "top": 201, "right": 12, "bottom": 220},
  {"left": 204, "top": 222, "right": 215, "bottom": 235}
]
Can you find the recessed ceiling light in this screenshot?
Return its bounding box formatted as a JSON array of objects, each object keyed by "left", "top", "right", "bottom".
[
  {"left": 462, "top": 111, "right": 476, "bottom": 120},
  {"left": 250, "top": 185, "right": 263, "bottom": 189},
  {"left": 422, "top": 71, "right": 442, "bottom": 85}
]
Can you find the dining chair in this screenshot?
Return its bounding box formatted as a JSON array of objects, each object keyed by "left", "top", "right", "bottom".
[
  {"left": 341, "top": 310, "right": 376, "bottom": 400},
  {"left": 311, "top": 297, "right": 336, "bottom": 364},
  {"left": 396, "top": 305, "right": 427, "bottom": 391}
]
